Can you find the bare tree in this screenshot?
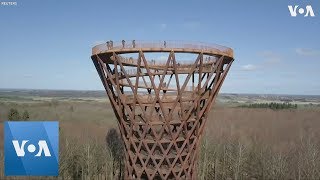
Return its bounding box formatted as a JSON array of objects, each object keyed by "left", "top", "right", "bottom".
[{"left": 106, "top": 128, "right": 124, "bottom": 179}]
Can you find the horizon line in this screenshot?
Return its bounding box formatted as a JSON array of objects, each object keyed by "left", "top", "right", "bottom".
[{"left": 0, "top": 88, "right": 319, "bottom": 96}]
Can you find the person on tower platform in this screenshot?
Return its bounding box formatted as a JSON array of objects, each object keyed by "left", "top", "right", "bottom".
[
  {"left": 122, "top": 40, "right": 125, "bottom": 48},
  {"left": 106, "top": 41, "right": 110, "bottom": 50},
  {"left": 132, "top": 40, "right": 136, "bottom": 48},
  {"left": 110, "top": 40, "right": 113, "bottom": 49}
]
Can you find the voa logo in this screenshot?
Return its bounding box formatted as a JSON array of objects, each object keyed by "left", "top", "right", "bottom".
[
  {"left": 4, "top": 121, "right": 59, "bottom": 176},
  {"left": 288, "top": 5, "right": 315, "bottom": 17},
  {"left": 12, "top": 140, "right": 51, "bottom": 157}
]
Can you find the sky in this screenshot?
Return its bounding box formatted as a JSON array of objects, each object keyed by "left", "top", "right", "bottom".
[{"left": 0, "top": 0, "right": 319, "bottom": 95}]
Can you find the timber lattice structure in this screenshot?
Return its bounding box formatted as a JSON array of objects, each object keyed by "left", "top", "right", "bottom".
[{"left": 91, "top": 40, "right": 234, "bottom": 179}]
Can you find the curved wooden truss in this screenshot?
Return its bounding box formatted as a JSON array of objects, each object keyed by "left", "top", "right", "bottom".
[{"left": 91, "top": 41, "right": 234, "bottom": 179}]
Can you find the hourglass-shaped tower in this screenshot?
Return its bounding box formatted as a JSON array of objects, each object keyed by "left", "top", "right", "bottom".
[{"left": 91, "top": 40, "right": 234, "bottom": 179}]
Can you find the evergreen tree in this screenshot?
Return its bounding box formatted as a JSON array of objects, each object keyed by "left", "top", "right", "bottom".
[
  {"left": 8, "top": 108, "right": 21, "bottom": 120},
  {"left": 22, "top": 110, "right": 30, "bottom": 121}
]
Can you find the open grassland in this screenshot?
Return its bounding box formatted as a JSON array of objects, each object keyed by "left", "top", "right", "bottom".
[{"left": 0, "top": 96, "right": 320, "bottom": 179}]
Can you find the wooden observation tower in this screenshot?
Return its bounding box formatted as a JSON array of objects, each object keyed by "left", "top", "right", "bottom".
[{"left": 91, "top": 40, "right": 234, "bottom": 179}]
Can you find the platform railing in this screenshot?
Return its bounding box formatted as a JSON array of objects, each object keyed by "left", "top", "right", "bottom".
[
  {"left": 117, "top": 55, "right": 217, "bottom": 67},
  {"left": 119, "top": 79, "right": 197, "bottom": 92},
  {"left": 92, "top": 40, "right": 233, "bottom": 56}
]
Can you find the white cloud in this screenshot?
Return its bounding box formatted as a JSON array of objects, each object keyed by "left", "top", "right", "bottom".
[
  {"left": 156, "top": 55, "right": 168, "bottom": 61},
  {"left": 23, "top": 74, "right": 33, "bottom": 78},
  {"left": 160, "top": 23, "right": 167, "bottom": 31},
  {"left": 183, "top": 21, "right": 201, "bottom": 30},
  {"left": 258, "top": 51, "right": 281, "bottom": 64},
  {"left": 238, "top": 51, "right": 281, "bottom": 73},
  {"left": 241, "top": 64, "right": 257, "bottom": 71},
  {"left": 295, "top": 48, "right": 320, "bottom": 56},
  {"left": 55, "top": 74, "right": 64, "bottom": 79}
]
